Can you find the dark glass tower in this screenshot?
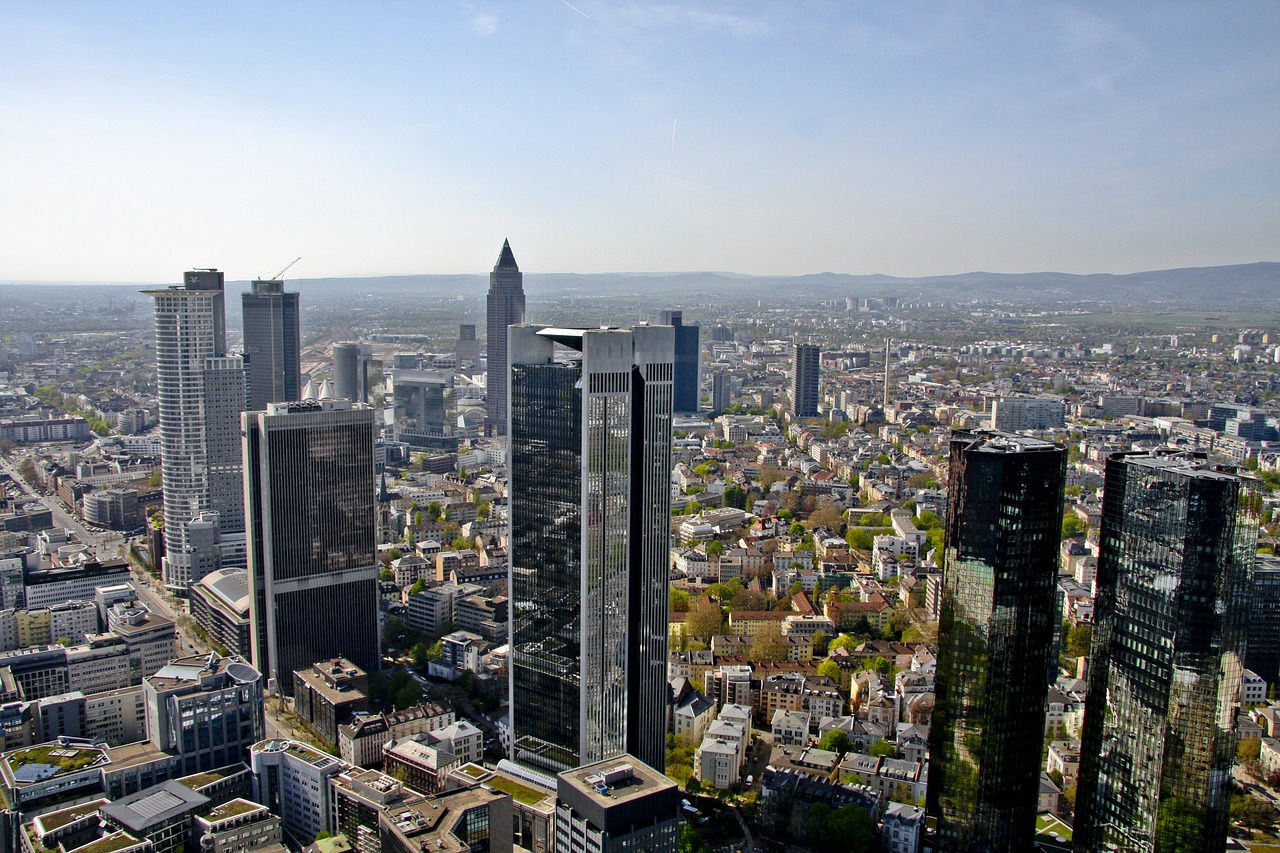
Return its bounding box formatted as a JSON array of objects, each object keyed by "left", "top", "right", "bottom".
[
  {"left": 791, "top": 343, "right": 820, "bottom": 417},
  {"left": 243, "top": 400, "right": 379, "bottom": 695},
  {"left": 927, "top": 430, "right": 1066, "bottom": 853},
  {"left": 1247, "top": 554, "right": 1280, "bottom": 695},
  {"left": 486, "top": 239, "right": 526, "bottom": 436},
  {"left": 242, "top": 279, "right": 301, "bottom": 411},
  {"left": 658, "top": 310, "right": 700, "bottom": 414},
  {"left": 507, "top": 324, "right": 673, "bottom": 775},
  {"left": 1073, "top": 450, "right": 1259, "bottom": 853}
]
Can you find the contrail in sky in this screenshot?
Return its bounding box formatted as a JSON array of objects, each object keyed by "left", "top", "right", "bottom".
[
  {"left": 672, "top": 118, "right": 677, "bottom": 150},
  {"left": 558, "top": 0, "right": 590, "bottom": 18}
]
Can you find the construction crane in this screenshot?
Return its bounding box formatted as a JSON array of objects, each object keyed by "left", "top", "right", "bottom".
[{"left": 262, "top": 257, "right": 301, "bottom": 281}]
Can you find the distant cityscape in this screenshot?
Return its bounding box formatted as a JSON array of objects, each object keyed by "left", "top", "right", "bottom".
[{"left": 0, "top": 243, "right": 1274, "bottom": 853}]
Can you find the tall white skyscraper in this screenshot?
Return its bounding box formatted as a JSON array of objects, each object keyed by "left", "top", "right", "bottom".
[
  {"left": 507, "top": 323, "right": 673, "bottom": 775},
  {"left": 145, "top": 270, "right": 246, "bottom": 593}
]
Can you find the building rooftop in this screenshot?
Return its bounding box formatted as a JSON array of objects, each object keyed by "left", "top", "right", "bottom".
[
  {"left": 100, "top": 780, "right": 210, "bottom": 832},
  {"left": 558, "top": 758, "right": 675, "bottom": 807}
]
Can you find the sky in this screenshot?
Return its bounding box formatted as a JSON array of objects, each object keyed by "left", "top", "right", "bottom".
[{"left": 2, "top": 1, "right": 1278, "bottom": 282}]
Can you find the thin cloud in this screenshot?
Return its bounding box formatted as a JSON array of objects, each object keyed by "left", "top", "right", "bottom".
[{"left": 609, "top": 4, "right": 768, "bottom": 37}]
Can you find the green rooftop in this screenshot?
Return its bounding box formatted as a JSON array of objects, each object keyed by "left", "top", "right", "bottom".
[
  {"left": 8, "top": 745, "right": 105, "bottom": 775},
  {"left": 204, "top": 799, "right": 260, "bottom": 821},
  {"left": 484, "top": 774, "right": 550, "bottom": 805},
  {"left": 72, "top": 832, "right": 145, "bottom": 853},
  {"left": 178, "top": 771, "right": 226, "bottom": 790}
]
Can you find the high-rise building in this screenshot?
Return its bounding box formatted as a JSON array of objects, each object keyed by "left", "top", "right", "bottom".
[
  {"left": 658, "top": 310, "right": 700, "bottom": 414},
  {"left": 1247, "top": 554, "right": 1280, "bottom": 692},
  {"left": 791, "top": 343, "right": 820, "bottom": 418},
  {"left": 242, "top": 279, "right": 301, "bottom": 412},
  {"left": 485, "top": 240, "right": 526, "bottom": 436},
  {"left": 710, "top": 370, "right": 731, "bottom": 415},
  {"left": 243, "top": 400, "right": 379, "bottom": 696},
  {"left": 456, "top": 323, "right": 481, "bottom": 369},
  {"left": 1073, "top": 450, "right": 1259, "bottom": 853},
  {"left": 331, "top": 342, "right": 372, "bottom": 404},
  {"left": 927, "top": 430, "right": 1066, "bottom": 853},
  {"left": 144, "top": 271, "right": 246, "bottom": 593},
  {"left": 390, "top": 369, "right": 447, "bottom": 448},
  {"left": 144, "top": 652, "right": 264, "bottom": 773},
  {"left": 507, "top": 324, "right": 673, "bottom": 774}
]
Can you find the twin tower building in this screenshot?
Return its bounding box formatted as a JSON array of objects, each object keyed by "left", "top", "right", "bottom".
[{"left": 148, "top": 244, "right": 676, "bottom": 776}]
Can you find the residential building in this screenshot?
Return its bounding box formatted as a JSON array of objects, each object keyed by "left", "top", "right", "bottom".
[
  {"left": 242, "top": 278, "right": 301, "bottom": 412},
  {"left": 791, "top": 343, "right": 820, "bottom": 418},
  {"left": 991, "top": 397, "right": 1066, "bottom": 433},
  {"left": 244, "top": 400, "right": 379, "bottom": 695},
  {"left": 485, "top": 239, "right": 526, "bottom": 436},
  {"left": 1073, "top": 450, "right": 1259, "bottom": 853},
  {"left": 928, "top": 430, "right": 1066, "bottom": 853},
  {"left": 507, "top": 324, "right": 673, "bottom": 774}
]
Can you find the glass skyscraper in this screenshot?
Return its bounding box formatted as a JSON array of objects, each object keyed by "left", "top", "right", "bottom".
[
  {"left": 658, "top": 310, "right": 700, "bottom": 414},
  {"left": 242, "top": 278, "right": 301, "bottom": 412},
  {"left": 507, "top": 324, "right": 673, "bottom": 775},
  {"left": 1073, "top": 450, "right": 1260, "bottom": 853},
  {"left": 243, "top": 400, "right": 379, "bottom": 695},
  {"left": 927, "top": 430, "right": 1066, "bottom": 853},
  {"left": 486, "top": 239, "right": 526, "bottom": 436}
]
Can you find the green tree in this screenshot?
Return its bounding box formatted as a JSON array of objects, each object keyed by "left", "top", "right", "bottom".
[
  {"left": 828, "top": 634, "right": 857, "bottom": 653},
  {"left": 706, "top": 539, "right": 724, "bottom": 557},
  {"left": 409, "top": 578, "right": 427, "bottom": 595},
  {"left": 1066, "top": 624, "right": 1092, "bottom": 658},
  {"left": 670, "top": 588, "right": 691, "bottom": 612},
  {"left": 816, "top": 729, "right": 852, "bottom": 756},
  {"left": 1062, "top": 513, "right": 1085, "bottom": 539},
  {"left": 379, "top": 568, "right": 395, "bottom": 582},
  {"left": 788, "top": 521, "right": 806, "bottom": 537},
  {"left": 868, "top": 740, "right": 900, "bottom": 759},
  {"left": 863, "top": 656, "right": 892, "bottom": 678},
  {"left": 723, "top": 484, "right": 747, "bottom": 510},
  {"left": 749, "top": 631, "right": 790, "bottom": 662},
  {"left": 812, "top": 629, "right": 829, "bottom": 657},
  {"left": 685, "top": 607, "right": 724, "bottom": 641},
  {"left": 677, "top": 824, "right": 712, "bottom": 853},
  {"left": 816, "top": 659, "right": 842, "bottom": 680},
  {"left": 394, "top": 681, "right": 424, "bottom": 710}
]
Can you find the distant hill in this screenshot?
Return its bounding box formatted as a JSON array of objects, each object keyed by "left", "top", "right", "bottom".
[{"left": 2, "top": 262, "right": 1276, "bottom": 307}]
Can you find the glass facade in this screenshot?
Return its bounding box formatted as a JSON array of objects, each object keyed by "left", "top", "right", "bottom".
[
  {"left": 791, "top": 344, "right": 820, "bottom": 417},
  {"left": 242, "top": 279, "right": 301, "bottom": 412},
  {"left": 244, "top": 402, "right": 380, "bottom": 695},
  {"left": 1073, "top": 451, "right": 1259, "bottom": 853},
  {"left": 1247, "top": 556, "right": 1280, "bottom": 693},
  {"left": 928, "top": 430, "right": 1066, "bottom": 853},
  {"left": 508, "top": 325, "right": 673, "bottom": 775}
]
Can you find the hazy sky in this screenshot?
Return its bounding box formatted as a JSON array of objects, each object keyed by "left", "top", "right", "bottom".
[{"left": 2, "top": 2, "right": 1277, "bottom": 282}]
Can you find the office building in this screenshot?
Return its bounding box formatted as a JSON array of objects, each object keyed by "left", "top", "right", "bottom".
[
  {"left": 1248, "top": 554, "right": 1280, "bottom": 691},
  {"left": 555, "top": 758, "right": 679, "bottom": 853},
  {"left": 331, "top": 342, "right": 373, "bottom": 405},
  {"left": 791, "top": 343, "right": 820, "bottom": 418},
  {"left": 1073, "top": 450, "right": 1259, "bottom": 853},
  {"left": 658, "top": 310, "right": 700, "bottom": 414},
  {"left": 144, "top": 270, "right": 246, "bottom": 593},
  {"left": 507, "top": 324, "right": 673, "bottom": 774},
  {"left": 927, "top": 430, "right": 1066, "bottom": 852},
  {"left": 390, "top": 369, "right": 448, "bottom": 448},
  {"left": 144, "top": 653, "right": 265, "bottom": 774},
  {"left": 189, "top": 567, "right": 252, "bottom": 659},
  {"left": 485, "top": 240, "right": 526, "bottom": 436},
  {"left": 250, "top": 739, "right": 347, "bottom": 844},
  {"left": 457, "top": 323, "right": 481, "bottom": 368},
  {"left": 244, "top": 400, "right": 379, "bottom": 695},
  {"left": 242, "top": 278, "right": 302, "bottom": 412}
]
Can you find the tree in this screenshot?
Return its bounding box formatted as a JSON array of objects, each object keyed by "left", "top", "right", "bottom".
[
  {"left": 868, "top": 740, "right": 900, "bottom": 759},
  {"left": 816, "top": 659, "right": 842, "bottom": 680},
  {"left": 1238, "top": 736, "right": 1262, "bottom": 762},
  {"left": 723, "top": 484, "right": 747, "bottom": 510},
  {"left": 749, "top": 631, "right": 790, "bottom": 662},
  {"left": 394, "top": 681, "right": 423, "bottom": 710},
  {"left": 828, "top": 634, "right": 857, "bottom": 653},
  {"left": 379, "top": 568, "right": 395, "bottom": 582},
  {"left": 409, "top": 578, "right": 427, "bottom": 595},
  {"left": 1232, "top": 792, "right": 1279, "bottom": 833},
  {"left": 729, "top": 589, "right": 770, "bottom": 612},
  {"left": 846, "top": 528, "right": 874, "bottom": 550},
  {"left": 705, "top": 539, "right": 724, "bottom": 557},
  {"left": 670, "top": 588, "right": 691, "bottom": 612},
  {"left": 816, "top": 729, "right": 852, "bottom": 756},
  {"left": 863, "top": 656, "right": 892, "bottom": 678},
  {"left": 788, "top": 521, "right": 806, "bottom": 537},
  {"left": 678, "top": 824, "right": 712, "bottom": 853},
  {"left": 685, "top": 607, "right": 723, "bottom": 642},
  {"left": 1066, "top": 624, "right": 1092, "bottom": 658},
  {"left": 1062, "top": 513, "right": 1085, "bottom": 539},
  {"left": 427, "top": 501, "right": 442, "bottom": 521},
  {"left": 812, "top": 629, "right": 829, "bottom": 657}
]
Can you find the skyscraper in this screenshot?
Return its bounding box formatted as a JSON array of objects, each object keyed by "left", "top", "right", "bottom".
[
  {"left": 507, "top": 323, "right": 673, "bottom": 774},
  {"left": 1073, "top": 450, "right": 1259, "bottom": 853},
  {"left": 145, "top": 270, "right": 246, "bottom": 593},
  {"left": 242, "top": 278, "right": 301, "bottom": 411},
  {"left": 331, "top": 342, "right": 371, "bottom": 404},
  {"left": 927, "top": 430, "right": 1066, "bottom": 853},
  {"left": 711, "top": 370, "right": 731, "bottom": 415},
  {"left": 791, "top": 343, "right": 820, "bottom": 418},
  {"left": 658, "top": 310, "right": 700, "bottom": 414},
  {"left": 243, "top": 399, "right": 379, "bottom": 695},
  {"left": 486, "top": 239, "right": 526, "bottom": 436}
]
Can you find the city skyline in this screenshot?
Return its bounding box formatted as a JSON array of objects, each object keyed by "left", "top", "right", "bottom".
[{"left": 2, "top": 3, "right": 1276, "bottom": 281}]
